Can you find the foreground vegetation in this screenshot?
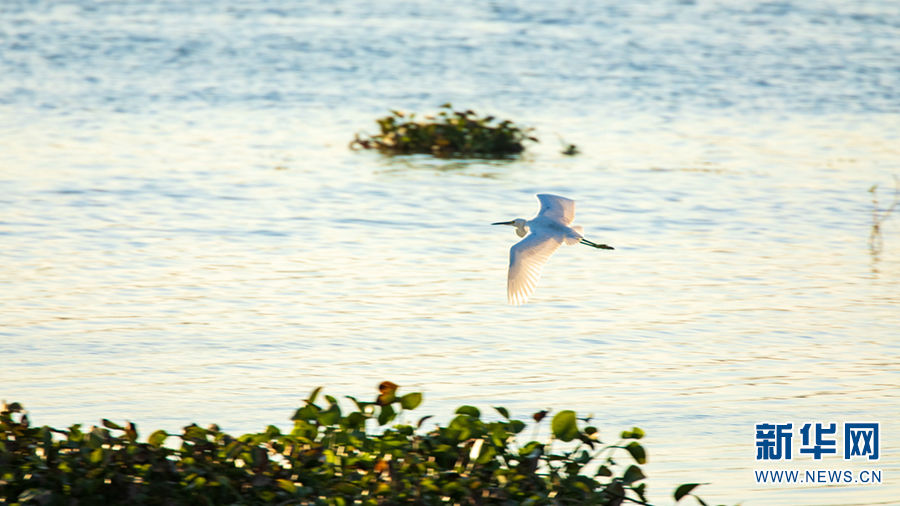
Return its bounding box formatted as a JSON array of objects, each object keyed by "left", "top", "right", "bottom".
[
  {"left": 350, "top": 104, "right": 538, "bottom": 157},
  {"left": 1, "top": 383, "right": 711, "bottom": 505}
]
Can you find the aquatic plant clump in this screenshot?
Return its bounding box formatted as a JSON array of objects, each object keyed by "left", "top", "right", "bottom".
[
  {"left": 1, "top": 385, "right": 711, "bottom": 505},
  {"left": 351, "top": 104, "right": 538, "bottom": 157}
]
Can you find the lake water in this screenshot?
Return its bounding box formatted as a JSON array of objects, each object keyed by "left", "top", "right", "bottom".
[{"left": 2, "top": 1, "right": 899, "bottom": 504}]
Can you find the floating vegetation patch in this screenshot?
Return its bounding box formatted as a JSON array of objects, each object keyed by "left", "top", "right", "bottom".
[
  {"left": 556, "top": 134, "right": 580, "bottom": 156},
  {"left": 351, "top": 103, "right": 538, "bottom": 157}
]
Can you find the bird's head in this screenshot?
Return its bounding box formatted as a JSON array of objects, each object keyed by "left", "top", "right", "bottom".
[{"left": 492, "top": 218, "right": 528, "bottom": 237}]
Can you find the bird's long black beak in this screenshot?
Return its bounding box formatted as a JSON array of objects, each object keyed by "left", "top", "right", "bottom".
[{"left": 492, "top": 220, "right": 515, "bottom": 226}]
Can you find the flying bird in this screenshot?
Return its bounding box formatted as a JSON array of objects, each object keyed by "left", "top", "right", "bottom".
[{"left": 493, "top": 194, "right": 613, "bottom": 305}]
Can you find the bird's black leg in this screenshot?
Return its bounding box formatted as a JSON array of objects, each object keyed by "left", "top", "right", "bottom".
[{"left": 580, "top": 238, "right": 614, "bottom": 250}]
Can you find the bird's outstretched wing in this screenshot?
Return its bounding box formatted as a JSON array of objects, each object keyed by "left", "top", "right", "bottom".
[
  {"left": 536, "top": 194, "right": 576, "bottom": 226},
  {"left": 507, "top": 232, "right": 563, "bottom": 305}
]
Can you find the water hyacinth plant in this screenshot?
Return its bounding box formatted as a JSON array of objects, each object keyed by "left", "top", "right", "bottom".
[
  {"left": 351, "top": 104, "right": 538, "bottom": 157},
  {"left": 1, "top": 384, "right": 714, "bottom": 505}
]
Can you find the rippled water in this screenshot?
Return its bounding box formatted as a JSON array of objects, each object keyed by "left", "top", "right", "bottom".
[{"left": 2, "top": 1, "right": 899, "bottom": 504}]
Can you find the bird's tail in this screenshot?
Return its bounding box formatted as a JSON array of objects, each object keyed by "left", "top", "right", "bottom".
[{"left": 564, "top": 225, "right": 585, "bottom": 245}]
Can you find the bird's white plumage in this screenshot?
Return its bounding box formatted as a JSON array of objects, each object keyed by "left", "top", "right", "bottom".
[
  {"left": 507, "top": 232, "right": 563, "bottom": 305},
  {"left": 536, "top": 194, "right": 576, "bottom": 226}
]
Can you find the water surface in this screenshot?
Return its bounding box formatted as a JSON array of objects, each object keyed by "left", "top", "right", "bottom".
[{"left": 2, "top": 1, "right": 899, "bottom": 504}]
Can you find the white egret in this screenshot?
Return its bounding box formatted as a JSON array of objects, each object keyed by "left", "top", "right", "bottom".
[{"left": 493, "top": 194, "right": 613, "bottom": 305}]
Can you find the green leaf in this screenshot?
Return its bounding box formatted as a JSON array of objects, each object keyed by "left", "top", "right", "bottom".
[
  {"left": 89, "top": 447, "right": 104, "bottom": 463},
  {"left": 416, "top": 415, "right": 434, "bottom": 429},
  {"left": 183, "top": 425, "right": 207, "bottom": 441},
  {"left": 623, "top": 465, "right": 646, "bottom": 484},
  {"left": 595, "top": 465, "right": 613, "bottom": 477},
  {"left": 148, "top": 430, "right": 168, "bottom": 448},
  {"left": 494, "top": 406, "right": 510, "bottom": 419},
  {"left": 455, "top": 405, "right": 480, "bottom": 418},
  {"left": 448, "top": 415, "right": 475, "bottom": 441},
  {"left": 317, "top": 405, "right": 341, "bottom": 426},
  {"left": 621, "top": 426, "right": 645, "bottom": 439},
  {"left": 292, "top": 404, "right": 320, "bottom": 422},
  {"left": 490, "top": 425, "right": 509, "bottom": 447},
  {"left": 277, "top": 479, "right": 297, "bottom": 493},
  {"left": 291, "top": 420, "right": 318, "bottom": 439},
  {"left": 625, "top": 441, "right": 647, "bottom": 464},
  {"left": 89, "top": 426, "right": 109, "bottom": 447},
  {"left": 551, "top": 410, "right": 578, "bottom": 442},
  {"left": 475, "top": 444, "right": 497, "bottom": 464},
  {"left": 377, "top": 404, "right": 395, "bottom": 426},
  {"left": 606, "top": 481, "right": 625, "bottom": 500},
  {"left": 400, "top": 392, "right": 423, "bottom": 410},
  {"left": 674, "top": 483, "right": 701, "bottom": 502},
  {"left": 574, "top": 449, "right": 592, "bottom": 464},
  {"left": 345, "top": 395, "right": 372, "bottom": 412},
  {"left": 345, "top": 411, "right": 366, "bottom": 430},
  {"left": 632, "top": 482, "right": 648, "bottom": 502},
  {"left": 101, "top": 419, "right": 123, "bottom": 431},
  {"left": 68, "top": 424, "right": 83, "bottom": 442},
  {"left": 124, "top": 422, "right": 138, "bottom": 442},
  {"left": 306, "top": 386, "right": 323, "bottom": 405}
]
